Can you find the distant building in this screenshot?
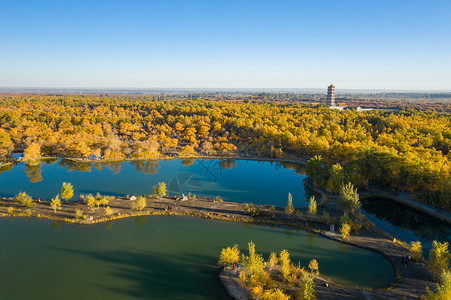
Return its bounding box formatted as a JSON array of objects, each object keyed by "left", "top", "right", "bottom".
[
  {"left": 326, "top": 84, "right": 335, "bottom": 106},
  {"left": 326, "top": 84, "right": 344, "bottom": 110}
]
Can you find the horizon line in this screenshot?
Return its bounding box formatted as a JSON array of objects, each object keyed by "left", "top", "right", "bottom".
[{"left": 1, "top": 87, "right": 451, "bottom": 93}]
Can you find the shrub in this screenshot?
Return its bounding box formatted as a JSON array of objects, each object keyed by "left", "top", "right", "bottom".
[
  {"left": 84, "top": 194, "right": 96, "bottom": 210},
  {"left": 308, "top": 259, "right": 319, "bottom": 275},
  {"left": 297, "top": 273, "right": 315, "bottom": 300},
  {"left": 132, "top": 196, "right": 147, "bottom": 211},
  {"left": 15, "top": 192, "right": 34, "bottom": 207},
  {"left": 423, "top": 269, "right": 451, "bottom": 300},
  {"left": 50, "top": 195, "right": 61, "bottom": 213},
  {"left": 340, "top": 223, "right": 351, "bottom": 239},
  {"left": 410, "top": 241, "right": 423, "bottom": 261},
  {"left": 215, "top": 195, "right": 223, "bottom": 202},
  {"left": 104, "top": 206, "right": 113, "bottom": 216},
  {"left": 238, "top": 272, "right": 247, "bottom": 285},
  {"left": 340, "top": 212, "right": 361, "bottom": 234},
  {"left": 428, "top": 241, "right": 450, "bottom": 278},
  {"left": 99, "top": 196, "right": 112, "bottom": 208},
  {"left": 267, "top": 252, "right": 278, "bottom": 271},
  {"left": 75, "top": 209, "right": 85, "bottom": 220},
  {"left": 262, "top": 288, "right": 290, "bottom": 300},
  {"left": 7, "top": 206, "right": 15, "bottom": 214},
  {"left": 338, "top": 182, "right": 360, "bottom": 214},
  {"left": 320, "top": 211, "right": 330, "bottom": 224},
  {"left": 244, "top": 203, "right": 256, "bottom": 214},
  {"left": 218, "top": 244, "right": 240, "bottom": 267}
]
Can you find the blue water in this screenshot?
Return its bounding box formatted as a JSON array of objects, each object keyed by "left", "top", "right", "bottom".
[
  {"left": 362, "top": 197, "right": 451, "bottom": 256},
  {"left": 0, "top": 159, "right": 312, "bottom": 207}
]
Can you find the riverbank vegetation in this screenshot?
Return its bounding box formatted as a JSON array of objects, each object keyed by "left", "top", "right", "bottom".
[
  {"left": 219, "top": 241, "right": 318, "bottom": 300},
  {"left": 0, "top": 95, "right": 448, "bottom": 210}
]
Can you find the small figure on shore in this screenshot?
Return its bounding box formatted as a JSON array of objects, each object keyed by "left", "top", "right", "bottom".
[{"left": 271, "top": 214, "right": 275, "bottom": 220}]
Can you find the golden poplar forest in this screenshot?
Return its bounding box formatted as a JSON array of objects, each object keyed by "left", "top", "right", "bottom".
[{"left": 0, "top": 95, "right": 449, "bottom": 211}]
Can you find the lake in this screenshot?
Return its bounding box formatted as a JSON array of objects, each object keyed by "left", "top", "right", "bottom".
[
  {"left": 361, "top": 196, "right": 451, "bottom": 255},
  {"left": 0, "top": 158, "right": 314, "bottom": 207},
  {"left": 0, "top": 216, "right": 394, "bottom": 299}
]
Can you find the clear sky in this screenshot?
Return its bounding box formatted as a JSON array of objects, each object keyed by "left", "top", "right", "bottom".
[{"left": 1, "top": 0, "right": 450, "bottom": 90}]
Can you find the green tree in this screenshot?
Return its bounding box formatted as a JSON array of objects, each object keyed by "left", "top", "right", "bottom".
[
  {"left": 50, "top": 195, "right": 61, "bottom": 213},
  {"left": 285, "top": 192, "right": 294, "bottom": 215},
  {"left": 60, "top": 182, "right": 74, "bottom": 202},
  {"left": 410, "top": 241, "right": 423, "bottom": 261},
  {"left": 241, "top": 241, "right": 265, "bottom": 287},
  {"left": 84, "top": 194, "right": 96, "bottom": 210},
  {"left": 297, "top": 273, "right": 315, "bottom": 300},
  {"left": 305, "top": 155, "right": 327, "bottom": 186},
  {"left": 153, "top": 182, "right": 166, "bottom": 199},
  {"left": 338, "top": 182, "right": 360, "bottom": 214},
  {"left": 428, "top": 241, "right": 450, "bottom": 278},
  {"left": 308, "top": 196, "right": 317, "bottom": 216},
  {"left": 327, "top": 163, "right": 345, "bottom": 193},
  {"left": 132, "top": 196, "right": 147, "bottom": 211},
  {"left": 218, "top": 244, "right": 240, "bottom": 267},
  {"left": 99, "top": 196, "right": 111, "bottom": 208},
  {"left": 279, "top": 249, "right": 291, "bottom": 281},
  {"left": 422, "top": 270, "right": 450, "bottom": 300}
]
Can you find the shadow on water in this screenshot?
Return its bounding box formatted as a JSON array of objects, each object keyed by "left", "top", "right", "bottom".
[
  {"left": 52, "top": 247, "right": 229, "bottom": 300},
  {"left": 361, "top": 197, "right": 451, "bottom": 253}
]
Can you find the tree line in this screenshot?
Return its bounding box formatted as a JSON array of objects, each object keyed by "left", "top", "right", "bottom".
[{"left": 0, "top": 95, "right": 449, "bottom": 210}]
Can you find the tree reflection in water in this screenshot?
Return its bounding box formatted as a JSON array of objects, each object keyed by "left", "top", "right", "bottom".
[{"left": 361, "top": 197, "right": 451, "bottom": 251}]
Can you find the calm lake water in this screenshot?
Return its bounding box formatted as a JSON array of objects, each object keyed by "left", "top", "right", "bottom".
[
  {"left": 361, "top": 197, "right": 451, "bottom": 255},
  {"left": 0, "top": 159, "right": 313, "bottom": 206},
  {"left": 0, "top": 216, "right": 394, "bottom": 299},
  {"left": 4, "top": 158, "right": 449, "bottom": 298}
]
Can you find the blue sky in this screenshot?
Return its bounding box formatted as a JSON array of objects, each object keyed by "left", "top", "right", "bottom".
[{"left": 1, "top": 0, "right": 450, "bottom": 90}]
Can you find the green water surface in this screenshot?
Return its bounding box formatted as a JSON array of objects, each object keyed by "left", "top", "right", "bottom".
[{"left": 0, "top": 216, "right": 394, "bottom": 299}]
